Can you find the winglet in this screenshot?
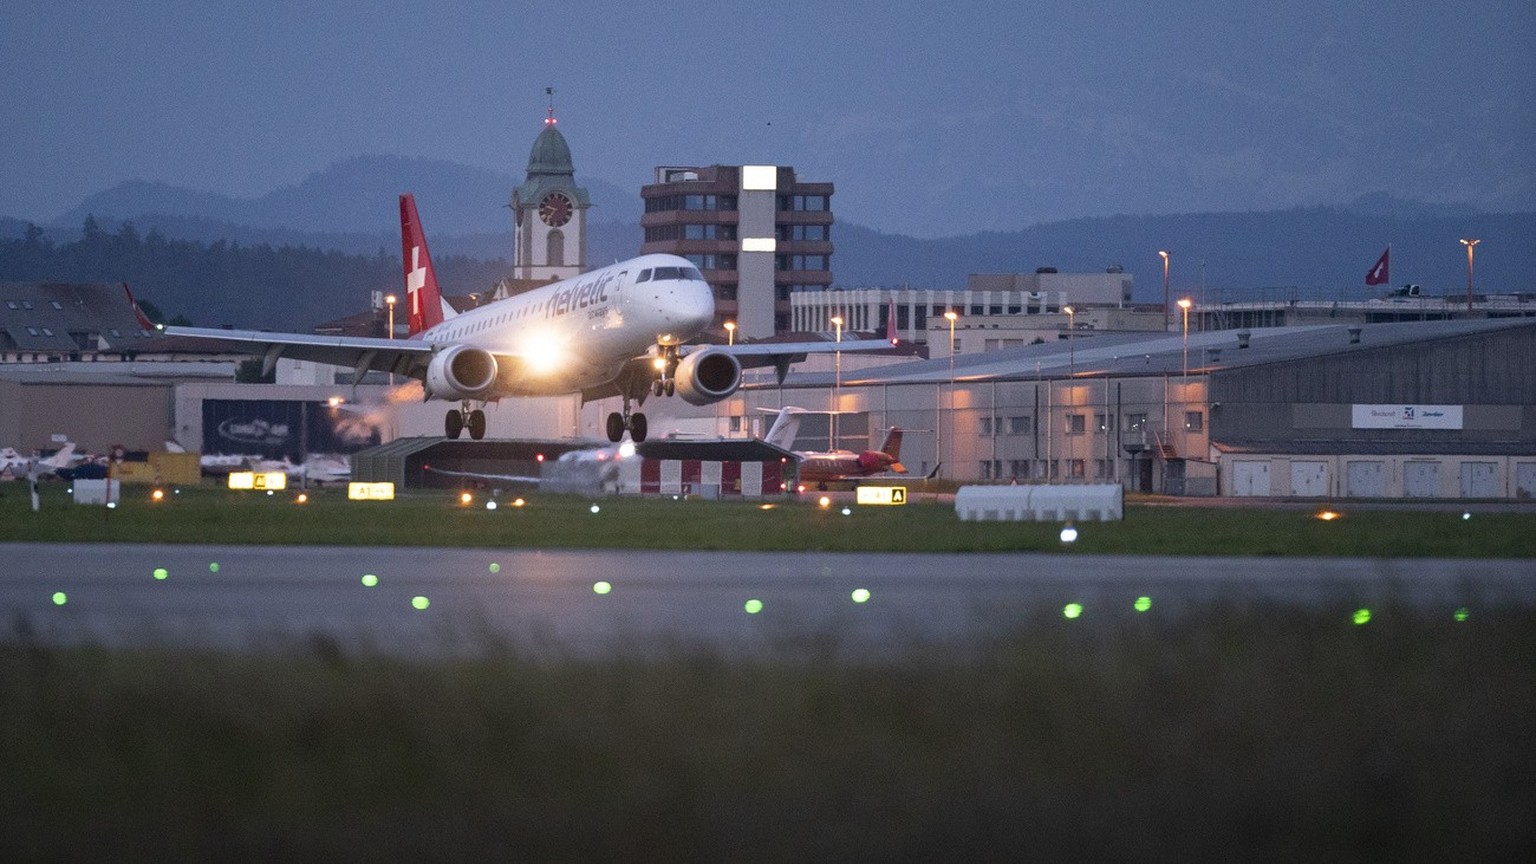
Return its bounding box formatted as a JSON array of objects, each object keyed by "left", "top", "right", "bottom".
[
  {"left": 400, "top": 194, "right": 446, "bottom": 336},
  {"left": 122, "top": 283, "right": 155, "bottom": 332}
]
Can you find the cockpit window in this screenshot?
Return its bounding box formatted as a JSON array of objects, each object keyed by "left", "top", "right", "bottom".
[
  {"left": 682, "top": 267, "right": 703, "bottom": 281},
  {"left": 636, "top": 269, "right": 652, "bottom": 282},
  {"left": 652, "top": 266, "right": 681, "bottom": 280}
]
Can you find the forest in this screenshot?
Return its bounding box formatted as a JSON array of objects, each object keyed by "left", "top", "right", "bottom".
[{"left": 0, "top": 217, "right": 514, "bottom": 331}]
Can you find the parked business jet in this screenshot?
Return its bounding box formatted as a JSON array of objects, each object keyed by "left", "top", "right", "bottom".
[
  {"left": 162, "top": 194, "right": 894, "bottom": 443},
  {"left": 761, "top": 406, "right": 907, "bottom": 487}
]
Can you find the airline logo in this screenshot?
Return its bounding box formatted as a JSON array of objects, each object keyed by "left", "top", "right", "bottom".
[{"left": 407, "top": 246, "right": 427, "bottom": 317}]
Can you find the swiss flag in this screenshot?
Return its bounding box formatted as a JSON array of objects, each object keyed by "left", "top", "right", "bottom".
[{"left": 1365, "top": 246, "right": 1390, "bottom": 286}]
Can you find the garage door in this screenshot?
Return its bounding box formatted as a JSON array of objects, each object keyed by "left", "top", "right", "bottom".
[
  {"left": 1403, "top": 462, "right": 1441, "bottom": 498},
  {"left": 1459, "top": 462, "right": 1498, "bottom": 498},
  {"left": 1344, "top": 460, "right": 1386, "bottom": 498},
  {"left": 1290, "top": 461, "right": 1328, "bottom": 497},
  {"left": 1517, "top": 463, "right": 1536, "bottom": 500},
  {"left": 1232, "top": 461, "right": 1271, "bottom": 497}
]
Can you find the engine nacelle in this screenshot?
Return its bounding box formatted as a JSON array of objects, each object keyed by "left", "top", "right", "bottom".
[
  {"left": 673, "top": 347, "right": 741, "bottom": 406},
  {"left": 425, "top": 345, "right": 499, "bottom": 400}
]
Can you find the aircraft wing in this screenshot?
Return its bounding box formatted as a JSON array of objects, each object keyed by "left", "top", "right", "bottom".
[
  {"left": 163, "top": 326, "right": 434, "bottom": 380},
  {"left": 712, "top": 337, "right": 898, "bottom": 384}
]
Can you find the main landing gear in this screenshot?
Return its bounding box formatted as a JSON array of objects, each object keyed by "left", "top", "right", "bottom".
[
  {"left": 445, "top": 401, "right": 486, "bottom": 440},
  {"left": 606, "top": 406, "right": 647, "bottom": 443}
]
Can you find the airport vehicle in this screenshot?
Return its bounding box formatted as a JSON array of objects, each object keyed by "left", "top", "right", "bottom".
[
  {"left": 761, "top": 407, "right": 907, "bottom": 487},
  {"left": 164, "top": 195, "right": 894, "bottom": 443}
]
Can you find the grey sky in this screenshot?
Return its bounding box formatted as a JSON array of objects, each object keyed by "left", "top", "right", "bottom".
[{"left": 3, "top": 0, "right": 1532, "bottom": 236}]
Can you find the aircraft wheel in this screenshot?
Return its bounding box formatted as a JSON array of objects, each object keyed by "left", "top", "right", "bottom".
[
  {"left": 445, "top": 409, "right": 464, "bottom": 439},
  {"left": 468, "top": 409, "right": 487, "bottom": 440},
  {"left": 664, "top": 379, "right": 676, "bottom": 397},
  {"left": 605, "top": 412, "right": 625, "bottom": 443},
  {"left": 630, "top": 412, "right": 648, "bottom": 443},
  {"left": 652, "top": 379, "right": 665, "bottom": 397}
]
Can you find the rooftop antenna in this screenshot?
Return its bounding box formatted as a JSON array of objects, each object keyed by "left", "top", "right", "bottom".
[{"left": 545, "top": 86, "right": 557, "bottom": 125}]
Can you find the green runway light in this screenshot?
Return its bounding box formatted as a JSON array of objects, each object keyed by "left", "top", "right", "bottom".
[
  {"left": 208, "top": 562, "right": 220, "bottom": 573},
  {"left": 1063, "top": 602, "right": 1083, "bottom": 619},
  {"left": 361, "top": 574, "right": 378, "bottom": 588},
  {"left": 52, "top": 592, "right": 67, "bottom": 606},
  {"left": 411, "top": 596, "right": 430, "bottom": 610},
  {"left": 1353, "top": 608, "right": 1372, "bottom": 625},
  {"left": 744, "top": 598, "right": 764, "bottom": 615},
  {"left": 593, "top": 581, "right": 612, "bottom": 595},
  {"left": 489, "top": 562, "right": 501, "bottom": 573},
  {"left": 152, "top": 568, "right": 168, "bottom": 581},
  {"left": 1454, "top": 607, "right": 1470, "bottom": 622},
  {"left": 1134, "top": 596, "right": 1152, "bottom": 612},
  {"left": 851, "top": 588, "right": 871, "bottom": 604}
]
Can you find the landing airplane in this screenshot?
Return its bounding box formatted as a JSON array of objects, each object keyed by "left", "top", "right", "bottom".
[
  {"left": 760, "top": 406, "right": 907, "bottom": 487},
  {"left": 163, "top": 194, "right": 896, "bottom": 443}
]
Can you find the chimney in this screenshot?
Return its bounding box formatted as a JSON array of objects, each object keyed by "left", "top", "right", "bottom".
[
  {"left": 1348, "top": 326, "right": 1363, "bottom": 344},
  {"left": 1205, "top": 347, "right": 1222, "bottom": 364},
  {"left": 1236, "top": 330, "right": 1251, "bottom": 349}
]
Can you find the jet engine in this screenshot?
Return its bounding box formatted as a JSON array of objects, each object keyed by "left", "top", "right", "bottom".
[
  {"left": 425, "top": 345, "right": 499, "bottom": 400},
  {"left": 673, "top": 347, "right": 741, "bottom": 406}
]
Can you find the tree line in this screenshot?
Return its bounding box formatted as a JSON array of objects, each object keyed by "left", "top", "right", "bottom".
[{"left": 0, "top": 217, "right": 514, "bottom": 331}]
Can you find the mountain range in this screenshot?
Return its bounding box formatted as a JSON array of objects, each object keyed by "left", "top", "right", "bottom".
[{"left": 3, "top": 155, "right": 1531, "bottom": 307}]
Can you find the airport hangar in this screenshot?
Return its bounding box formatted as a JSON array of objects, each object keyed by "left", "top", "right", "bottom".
[{"left": 609, "top": 316, "right": 1536, "bottom": 499}]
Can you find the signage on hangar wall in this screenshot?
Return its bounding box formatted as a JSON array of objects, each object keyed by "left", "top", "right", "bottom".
[{"left": 1351, "top": 405, "right": 1464, "bottom": 430}]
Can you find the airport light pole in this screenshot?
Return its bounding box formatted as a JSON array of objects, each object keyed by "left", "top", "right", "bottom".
[
  {"left": 1460, "top": 238, "right": 1480, "bottom": 312},
  {"left": 1159, "top": 250, "right": 1171, "bottom": 331},
  {"left": 385, "top": 293, "right": 398, "bottom": 384},
  {"left": 936, "top": 311, "right": 958, "bottom": 479},
  {"left": 831, "top": 315, "right": 843, "bottom": 449},
  {"left": 1178, "top": 298, "right": 1192, "bottom": 378},
  {"left": 1064, "top": 305, "right": 1075, "bottom": 375}
]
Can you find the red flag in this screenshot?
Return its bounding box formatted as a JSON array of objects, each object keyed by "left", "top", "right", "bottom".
[{"left": 1365, "top": 246, "right": 1390, "bottom": 286}]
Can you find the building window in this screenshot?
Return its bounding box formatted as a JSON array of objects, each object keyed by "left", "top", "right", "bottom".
[
  {"left": 1185, "top": 411, "right": 1204, "bottom": 431},
  {"left": 777, "top": 224, "right": 829, "bottom": 241},
  {"left": 1068, "top": 459, "right": 1086, "bottom": 478},
  {"left": 1066, "top": 414, "right": 1086, "bottom": 434},
  {"left": 1094, "top": 459, "right": 1116, "bottom": 479},
  {"left": 775, "top": 254, "right": 827, "bottom": 271},
  {"left": 777, "top": 194, "right": 828, "bottom": 212},
  {"left": 686, "top": 253, "right": 738, "bottom": 271},
  {"left": 714, "top": 284, "right": 737, "bottom": 301},
  {"left": 1095, "top": 413, "right": 1115, "bottom": 432},
  {"left": 1008, "top": 460, "right": 1031, "bottom": 479},
  {"left": 1008, "top": 416, "right": 1032, "bottom": 434},
  {"left": 546, "top": 230, "right": 565, "bottom": 266},
  {"left": 1125, "top": 413, "right": 1148, "bottom": 432},
  {"left": 978, "top": 417, "right": 992, "bottom": 435}
]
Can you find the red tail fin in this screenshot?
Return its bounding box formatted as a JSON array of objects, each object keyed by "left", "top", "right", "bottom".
[
  {"left": 122, "top": 283, "right": 155, "bottom": 332},
  {"left": 400, "top": 193, "right": 445, "bottom": 336}
]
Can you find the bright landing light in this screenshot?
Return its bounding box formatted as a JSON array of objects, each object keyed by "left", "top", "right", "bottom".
[{"left": 519, "top": 330, "right": 567, "bottom": 375}]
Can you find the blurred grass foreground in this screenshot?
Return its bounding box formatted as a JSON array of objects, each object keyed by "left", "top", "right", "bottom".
[{"left": 3, "top": 602, "right": 1533, "bottom": 860}]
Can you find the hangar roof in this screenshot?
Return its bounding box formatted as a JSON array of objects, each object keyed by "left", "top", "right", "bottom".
[{"left": 769, "top": 317, "right": 1536, "bottom": 388}]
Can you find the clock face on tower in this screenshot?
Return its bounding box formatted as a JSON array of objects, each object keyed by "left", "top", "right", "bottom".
[{"left": 539, "top": 192, "right": 574, "bottom": 227}]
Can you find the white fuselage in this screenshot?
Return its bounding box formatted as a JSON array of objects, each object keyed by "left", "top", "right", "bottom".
[{"left": 416, "top": 254, "right": 714, "bottom": 395}]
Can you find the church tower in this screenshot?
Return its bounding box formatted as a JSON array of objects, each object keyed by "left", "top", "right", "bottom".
[{"left": 510, "top": 110, "right": 590, "bottom": 280}]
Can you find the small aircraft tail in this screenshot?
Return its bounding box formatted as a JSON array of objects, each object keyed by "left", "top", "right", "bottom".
[
  {"left": 399, "top": 194, "right": 450, "bottom": 336},
  {"left": 762, "top": 407, "right": 806, "bottom": 450},
  {"left": 879, "top": 427, "right": 908, "bottom": 474}
]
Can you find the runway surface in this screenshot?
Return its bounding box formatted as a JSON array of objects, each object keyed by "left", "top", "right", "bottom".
[{"left": 3, "top": 543, "right": 1533, "bottom": 657}]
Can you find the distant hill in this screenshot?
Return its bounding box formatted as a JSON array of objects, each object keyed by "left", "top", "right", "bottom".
[
  {"left": 48, "top": 155, "right": 643, "bottom": 236},
  {"left": 5, "top": 156, "right": 1532, "bottom": 310}
]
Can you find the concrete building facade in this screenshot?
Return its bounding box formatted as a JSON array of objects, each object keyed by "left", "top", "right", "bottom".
[{"left": 641, "top": 165, "right": 833, "bottom": 339}]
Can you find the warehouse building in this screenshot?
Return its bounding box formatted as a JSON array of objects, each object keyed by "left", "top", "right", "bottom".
[{"left": 608, "top": 317, "right": 1536, "bottom": 499}]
